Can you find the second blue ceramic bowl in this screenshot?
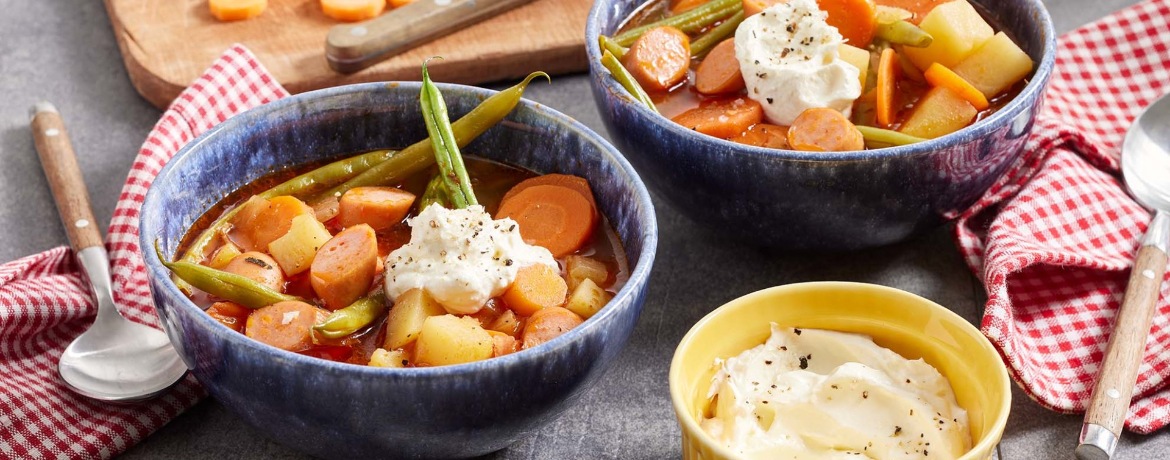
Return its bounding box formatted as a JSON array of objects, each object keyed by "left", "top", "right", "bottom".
[
  {"left": 587, "top": 0, "right": 1055, "bottom": 251},
  {"left": 140, "top": 82, "right": 657, "bottom": 459}
]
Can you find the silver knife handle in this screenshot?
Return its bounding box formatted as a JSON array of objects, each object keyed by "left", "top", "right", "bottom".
[{"left": 326, "top": 0, "right": 538, "bottom": 73}]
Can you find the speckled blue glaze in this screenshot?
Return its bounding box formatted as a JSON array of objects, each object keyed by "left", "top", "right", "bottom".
[
  {"left": 587, "top": 0, "right": 1055, "bottom": 250},
  {"left": 139, "top": 83, "right": 657, "bottom": 459}
]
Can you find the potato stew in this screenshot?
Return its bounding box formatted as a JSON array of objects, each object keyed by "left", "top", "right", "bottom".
[
  {"left": 161, "top": 66, "right": 627, "bottom": 368},
  {"left": 599, "top": 0, "right": 1034, "bottom": 150}
]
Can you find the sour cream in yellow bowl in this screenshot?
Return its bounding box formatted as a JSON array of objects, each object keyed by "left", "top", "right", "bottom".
[{"left": 669, "top": 282, "right": 1010, "bottom": 460}]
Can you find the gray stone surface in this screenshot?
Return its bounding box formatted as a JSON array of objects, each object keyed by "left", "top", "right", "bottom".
[{"left": 0, "top": 0, "right": 1165, "bottom": 458}]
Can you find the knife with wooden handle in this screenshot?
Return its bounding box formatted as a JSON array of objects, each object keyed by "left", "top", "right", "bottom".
[{"left": 327, "top": 0, "right": 538, "bottom": 73}]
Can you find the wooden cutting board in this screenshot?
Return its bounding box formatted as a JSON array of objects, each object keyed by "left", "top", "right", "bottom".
[{"left": 102, "top": 0, "right": 593, "bottom": 108}]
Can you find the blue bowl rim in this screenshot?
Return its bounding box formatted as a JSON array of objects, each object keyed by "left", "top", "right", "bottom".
[
  {"left": 140, "top": 81, "right": 659, "bottom": 379},
  {"left": 585, "top": 0, "right": 1058, "bottom": 163}
]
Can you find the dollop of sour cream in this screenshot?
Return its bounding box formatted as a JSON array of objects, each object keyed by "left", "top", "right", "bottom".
[
  {"left": 383, "top": 204, "right": 557, "bottom": 315},
  {"left": 735, "top": 0, "right": 861, "bottom": 125},
  {"left": 702, "top": 324, "right": 971, "bottom": 460}
]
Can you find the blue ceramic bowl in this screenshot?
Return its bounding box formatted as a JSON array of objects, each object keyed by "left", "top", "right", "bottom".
[
  {"left": 140, "top": 83, "right": 657, "bottom": 459},
  {"left": 587, "top": 0, "right": 1055, "bottom": 251}
]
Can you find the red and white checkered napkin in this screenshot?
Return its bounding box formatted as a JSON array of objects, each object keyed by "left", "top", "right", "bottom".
[
  {"left": 955, "top": 0, "right": 1170, "bottom": 434},
  {"left": 0, "top": 45, "right": 287, "bottom": 459}
]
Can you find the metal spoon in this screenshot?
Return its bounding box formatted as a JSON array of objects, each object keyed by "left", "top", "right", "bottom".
[
  {"left": 1076, "top": 93, "right": 1170, "bottom": 460},
  {"left": 30, "top": 102, "right": 187, "bottom": 403}
]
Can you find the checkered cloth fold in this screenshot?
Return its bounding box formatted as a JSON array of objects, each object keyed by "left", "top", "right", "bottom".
[
  {"left": 0, "top": 45, "right": 287, "bottom": 459},
  {"left": 954, "top": 0, "right": 1170, "bottom": 434}
]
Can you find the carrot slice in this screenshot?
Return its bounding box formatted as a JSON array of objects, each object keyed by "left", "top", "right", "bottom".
[
  {"left": 819, "top": 0, "right": 878, "bottom": 47},
  {"left": 923, "top": 63, "right": 989, "bottom": 110},
  {"left": 222, "top": 252, "right": 285, "bottom": 292},
  {"left": 209, "top": 0, "right": 267, "bottom": 21},
  {"left": 522, "top": 307, "right": 583, "bottom": 350},
  {"left": 229, "top": 196, "right": 315, "bottom": 252},
  {"left": 501, "top": 174, "right": 597, "bottom": 219},
  {"left": 671, "top": 97, "right": 764, "bottom": 139},
  {"left": 672, "top": 0, "right": 710, "bottom": 13},
  {"left": 207, "top": 301, "right": 250, "bottom": 333},
  {"left": 310, "top": 224, "right": 379, "bottom": 310},
  {"left": 502, "top": 264, "right": 568, "bottom": 317},
  {"left": 695, "top": 39, "right": 746, "bottom": 96},
  {"left": 744, "top": 0, "right": 785, "bottom": 16},
  {"left": 786, "top": 108, "right": 865, "bottom": 152},
  {"left": 622, "top": 26, "right": 691, "bottom": 92},
  {"left": 337, "top": 186, "right": 416, "bottom": 231},
  {"left": 245, "top": 301, "right": 328, "bottom": 352},
  {"left": 497, "top": 185, "right": 596, "bottom": 258},
  {"left": 388, "top": 0, "right": 414, "bottom": 7},
  {"left": 320, "top": 0, "right": 386, "bottom": 22},
  {"left": 875, "top": 48, "right": 901, "bottom": 128},
  {"left": 730, "top": 124, "right": 790, "bottom": 149},
  {"left": 488, "top": 330, "right": 520, "bottom": 357}
]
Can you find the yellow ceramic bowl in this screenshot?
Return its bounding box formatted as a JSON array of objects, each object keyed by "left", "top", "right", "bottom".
[{"left": 669, "top": 282, "right": 1011, "bottom": 460}]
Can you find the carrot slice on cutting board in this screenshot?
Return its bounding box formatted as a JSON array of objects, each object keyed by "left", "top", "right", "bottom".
[
  {"left": 210, "top": 0, "right": 268, "bottom": 21},
  {"left": 497, "top": 185, "right": 596, "bottom": 258},
  {"left": 321, "top": 0, "right": 387, "bottom": 22}
]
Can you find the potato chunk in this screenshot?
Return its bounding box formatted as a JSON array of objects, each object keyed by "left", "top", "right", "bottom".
[
  {"left": 839, "top": 44, "right": 870, "bottom": 90},
  {"left": 368, "top": 348, "right": 410, "bottom": 368},
  {"left": 899, "top": 87, "right": 978, "bottom": 139},
  {"left": 268, "top": 214, "right": 333, "bottom": 276},
  {"left": 564, "top": 278, "right": 613, "bottom": 320},
  {"left": 952, "top": 32, "right": 1034, "bottom": 98},
  {"left": 565, "top": 255, "right": 608, "bottom": 291},
  {"left": 414, "top": 315, "right": 493, "bottom": 366},
  {"left": 383, "top": 288, "right": 446, "bottom": 350},
  {"left": 903, "top": 0, "right": 994, "bottom": 70}
]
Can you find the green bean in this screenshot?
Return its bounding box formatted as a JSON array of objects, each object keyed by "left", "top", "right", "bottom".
[
  {"left": 613, "top": 0, "right": 741, "bottom": 47},
  {"left": 177, "top": 148, "right": 397, "bottom": 275},
  {"left": 599, "top": 35, "right": 627, "bottom": 61},
  {"left": 310, "top": 71, "right": 551, "bottom": 203},
  {"left": 421, "top": 59, "right": 478, "bottom": 208},
  {"left": 857, "top": 125, "right": 927, "bottom": 148},
  {"left": 690, "top": 11, "right": 744, "bottom": 58},
  {"left": 875, "top": 20, "right": 933, "bottom": 48},
  {"left": 313, "top": 292, "right": 388, "bottom": 339},
  {"left": 601, "top": 50, "right": 659, "bottom": 112},
  {"left": 155, "top": 241, "right": 302, "bottom": 309},
  {"left": 265, "top": 149, "right": 396, "bottom": 199},
  {"left": 419, "top": 174, "right": 451, "bottom": 210}
]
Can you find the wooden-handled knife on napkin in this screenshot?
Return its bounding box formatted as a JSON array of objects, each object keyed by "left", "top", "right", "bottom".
[{"left": 326, "top": 0, "right": 538, "bottom": 73}]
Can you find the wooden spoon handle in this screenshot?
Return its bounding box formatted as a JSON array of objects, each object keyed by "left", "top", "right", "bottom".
[
  {"left": 1084, "top": 241, "right": 1168, "bottom": 434},
  {"left": 29, "top": 102, "right": 103, "bottom": 251}
]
